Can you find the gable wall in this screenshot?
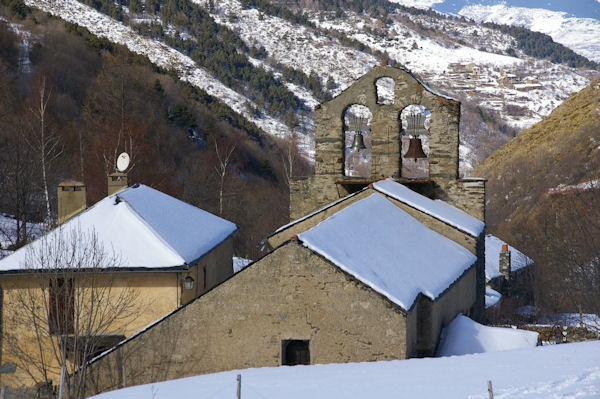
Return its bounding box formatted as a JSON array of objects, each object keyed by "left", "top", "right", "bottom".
[
  {"left": 86, "top": 241, "right": 409, "bottom": 395},
  {"left": 181, "top": 236, "right": 234, "bottom": 304}
]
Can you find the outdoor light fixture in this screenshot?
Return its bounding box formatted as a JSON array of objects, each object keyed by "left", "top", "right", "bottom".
[{"left": 183, "top": 276, "right": 195, "bottom": 290}]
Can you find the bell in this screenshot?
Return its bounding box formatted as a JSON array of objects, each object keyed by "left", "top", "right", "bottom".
[
  {"left": 350, "top": 132, "right": 367, "bottom": 151},
  {"left": 404, "top": 137, "right": 427, "bottom": 160}
]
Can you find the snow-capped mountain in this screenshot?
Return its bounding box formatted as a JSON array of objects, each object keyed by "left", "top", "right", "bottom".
[
  {"left": 20, "top": 0, "right": 600, "bottom": 174},
  {"left": 459, "top": 4, "right": 600, "bottom": 63},
  {"left": 394, "top": 1, "right": 600, "bottom": 63}
]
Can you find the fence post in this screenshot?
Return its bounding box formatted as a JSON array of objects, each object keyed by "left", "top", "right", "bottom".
[
  {"left": 487, "top": 380, "right": 494, "bottom": 399},
  {"left": 237, "top": 374, "right": 241, "bottom": 399}
]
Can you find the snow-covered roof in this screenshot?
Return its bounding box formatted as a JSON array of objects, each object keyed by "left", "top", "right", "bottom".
[
  {"left": 0, "top": 184, "right": 237, "bottom": 272},
  {"left": 373, "top": 178, "right": 484, "bottom": 237},
  {"left": 485, "top": 235, "right": 534, "bottom": 280},
  {"left": 298, "top": 194, "right": 477, "bottom": 311},
  {"left": 485, "top": 287, "right": 502, "bottom": 308}
]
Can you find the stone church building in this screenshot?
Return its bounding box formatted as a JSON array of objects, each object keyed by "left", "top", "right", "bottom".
[{"left": 85, "top": 65, "right": 487, "bottom": 395}]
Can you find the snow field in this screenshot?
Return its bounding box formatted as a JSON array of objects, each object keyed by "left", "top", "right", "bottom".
[{"left": 90, "top": 340, "right": 600, "bottom": 399}]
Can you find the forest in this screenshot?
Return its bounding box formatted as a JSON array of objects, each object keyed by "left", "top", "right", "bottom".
[{"left": 0, "top": 5, "right": 309, "bottom": 259}]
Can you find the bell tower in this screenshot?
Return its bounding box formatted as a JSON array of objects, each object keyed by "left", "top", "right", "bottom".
[{"left": 289, "top": 65, "right": 485, "bottom": 224}]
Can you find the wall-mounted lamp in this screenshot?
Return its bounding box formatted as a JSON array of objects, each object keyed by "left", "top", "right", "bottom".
[{"left": 183, "top": 276, "right": 195, "bottom": 290}]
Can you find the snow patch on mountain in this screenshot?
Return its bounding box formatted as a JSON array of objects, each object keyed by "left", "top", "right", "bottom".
[{"left": 459, "top": 4, "right": 600, "bottom": 63}]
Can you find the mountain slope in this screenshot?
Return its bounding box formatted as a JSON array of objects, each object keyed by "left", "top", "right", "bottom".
[
  {"left": 12, "top": 0, "right": 600, "bottom": 174},
  {"left": 459, "top": 4, "right": 600, "bottom": 63},
  {"left": 474, "top": 79, "right": 600, "bottom": 243}
]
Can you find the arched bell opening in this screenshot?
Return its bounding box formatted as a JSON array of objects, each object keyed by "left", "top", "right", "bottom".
[
  {"left": 343, "top": 104, "right": 372, "bottom": 178},
  {"left": 400, "top": 105, "right": 431, "bottom": 179},
  {"left": 375, "top": 77, "right": 395, "bottom": 105}
]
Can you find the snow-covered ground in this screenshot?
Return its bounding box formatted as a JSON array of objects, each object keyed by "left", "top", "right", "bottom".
[
  {"left": 90, "top": 339, "right": 600, "bottom": 399},
  {"left": 437, "top": 314, "right": 538, "bottom": 356},
  {"left": 233, "top": 256, "right": 252, "bottom": 273},
  {"left": 460, "top": 4, "right": 600, "bottom": 63}
]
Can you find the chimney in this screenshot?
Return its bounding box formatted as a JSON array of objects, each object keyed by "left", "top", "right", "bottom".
[
  {"left": 107, "top": 172, "right": 128, "bottom": 195},
  {"left": 57, "top": 181, "right": 87, "bottom": 225},
  {"left": 499, "top": 243, "right": 511, "bottom": 280}
]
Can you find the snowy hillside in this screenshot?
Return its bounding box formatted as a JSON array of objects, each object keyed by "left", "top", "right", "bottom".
[
  {"left": 460, "top": 4, "right": 600, "bottom": 63},
  {"left": 21, "top": 0, "right": 317, "bottom": 156},
  {"left": 21, "top": 0, "right": 598, "bottom": 173},
  {"left": 90, "top": 340, "right": 600, "bottom": 399}
]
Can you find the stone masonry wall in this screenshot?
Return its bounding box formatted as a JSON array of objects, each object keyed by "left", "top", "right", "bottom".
[{"left": 86, "top": 241, "right": 409, "bottom": 396}]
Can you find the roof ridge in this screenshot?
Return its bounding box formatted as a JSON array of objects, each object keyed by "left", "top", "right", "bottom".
[{"left": 116, "top": 194, "right": 186, "bottom": 266}]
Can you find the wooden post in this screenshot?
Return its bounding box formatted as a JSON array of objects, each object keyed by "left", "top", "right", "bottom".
[
  {"left": 236, "top": 374, "right": 241, "bottom": 399},
  {"left": 1, "top": 386, "right": 6, "bottom": 399},
  {"left": 487, "top": 380, "right": 494, "bottom": 399}
]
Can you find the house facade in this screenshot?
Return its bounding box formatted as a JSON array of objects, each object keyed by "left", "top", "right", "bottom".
[{"left": 0, "top": 183, "right": 237, "bottom": 390}]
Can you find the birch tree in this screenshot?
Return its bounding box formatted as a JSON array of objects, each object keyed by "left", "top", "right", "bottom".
[{"left": 26, "top": 74, "right": 63, "bottom": 226}]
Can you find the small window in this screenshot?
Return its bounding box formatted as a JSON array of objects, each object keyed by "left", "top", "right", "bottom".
[
  {"left": 61, "top": 186, "right": 70, "bottom": 191},
  {"left": 376, "top": 77, "right": 395, "bottom": 104},
  {"left": 282, "top": 340, "right": 310, "bottom": 366},
  {"left": 49, "top": 278, "right": 74, "bottom": 335},
  {"left": 74, "top": 186, "right": 83, "bottom": 191}
]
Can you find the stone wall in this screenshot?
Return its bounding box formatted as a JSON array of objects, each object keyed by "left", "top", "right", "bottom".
[{"left": 86, "top": 241, "right": 409, "bottom": 395}]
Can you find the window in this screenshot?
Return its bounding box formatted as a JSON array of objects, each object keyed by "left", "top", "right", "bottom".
[
  {"left": 282, "top": 340, "right": 310, "bottom": 366},
  {"left": 49, "top": 278, "right": 74, "bottom": 335},
  {"left": 375, "top": 77, "right": 395, "bottom": 104},
  {"left": 343, "top": 105, "right": 372, "bottom": 178},
  {"left": 400, "top": 105, "right": 431, "bottom": 179}
]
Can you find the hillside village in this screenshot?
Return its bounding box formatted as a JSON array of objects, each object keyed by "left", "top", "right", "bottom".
[
  {"left": 0, "top": 0, "right": 599, "bottom": 397},
  {"left": 0, "top": 61, "right": 598, "bottom": 398}
]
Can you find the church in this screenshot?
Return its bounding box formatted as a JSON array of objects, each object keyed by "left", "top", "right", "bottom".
[{"left": 84, "top": 65, "right": 487, "bottom": 395}]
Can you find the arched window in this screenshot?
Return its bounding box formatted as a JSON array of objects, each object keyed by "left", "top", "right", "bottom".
[
  {"left": 400, "top": 105, "right": 431, "bottom": 179},
  {"left": 375, "top": 77, "right": 395, "bottom": 105},
  {"left": 344, "top": 105, "right": 372, "bottom": 177}
]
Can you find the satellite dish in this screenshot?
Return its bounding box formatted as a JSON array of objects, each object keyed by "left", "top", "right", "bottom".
[{"left": 116, "top": 152, "right": 130, "bottom": 172}]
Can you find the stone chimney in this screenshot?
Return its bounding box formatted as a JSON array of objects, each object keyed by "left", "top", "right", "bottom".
[
  {"left": 57, "top": 181, "right": 87, "bottom": 225},
  {"left": 107, "top": 172, "right": 128, "bottom": 195},
  {"left": 499, "top": 243, "right": 511, "bottom": 280}
]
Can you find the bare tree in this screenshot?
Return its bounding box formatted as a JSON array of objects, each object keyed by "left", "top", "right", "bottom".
[
  {"left": 280, "top": 133, "right": 301, "bottom": 188},
  {"left": 25, "top": 74, "right": 63, "bottom": 226},
  {"left": 4, "top": 227, "right": 141, "bottom": 399},
  {"left": 213, "top": 137, "right": 237, "bottom": 215}
]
